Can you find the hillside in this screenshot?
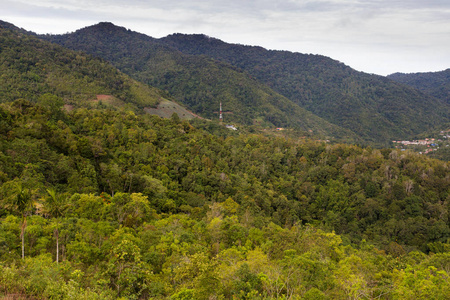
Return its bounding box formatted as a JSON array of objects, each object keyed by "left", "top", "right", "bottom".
[
  {"left": 0, "top": 20, "right": 35, "bottom": 35},
  {"left": 160, "top": 34, "right": 450, "bottom": 145},
  {"left": 0, "top": 101, "right": 449, "bottom": 299},
  {"left": 40, "top": 22, "right": 359, "bottom": 142},
  {"left": 39, "top": 22, "right": 450, "bottom": 145},
  {"left": 0, "top": 20, "right": 449, "bottom": 299},
  {"left": 0, "top": 22, "right": 189, "bottom": 117},
  {"left": 388, "top": 69, "right": 450, "bottom": 105}
]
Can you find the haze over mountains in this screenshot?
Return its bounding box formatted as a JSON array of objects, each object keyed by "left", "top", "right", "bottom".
[{"left": 2, "top": 20, "right": 449, "bottom": 146}]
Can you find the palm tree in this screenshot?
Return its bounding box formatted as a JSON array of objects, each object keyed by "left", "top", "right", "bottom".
[
  {"left": 43, "top": 188, "right": 67, "bottom": 263},
  {"left": 6, "top": 182, "right": 34, "bottom": 260}
]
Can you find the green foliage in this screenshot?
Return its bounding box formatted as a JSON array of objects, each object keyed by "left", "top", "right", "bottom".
[
  {"left": 161, "top": 34, "right": 450, "bottom": 146},
  {"left": 41, "top": 22, "right": 359, "bottom": 143},
  {"left": 0, "top": 26, "right": 170, "bottom": 112},
  {"left": 388, "top": 69, "right": 450, "bottom": 105},
  {"left": 170, "top": 288, "right": 194, "bottom": 300},
  {"left": 0, "top": 102, "right": 448, "bottom": 250}
]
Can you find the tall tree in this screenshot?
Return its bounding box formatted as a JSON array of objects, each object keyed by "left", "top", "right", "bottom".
[
  {"left": 42, "top": 188, "right": 68, "bottom": 263},
  {"left": 5, "top": 182, "right": 34, "bottom": 259}
]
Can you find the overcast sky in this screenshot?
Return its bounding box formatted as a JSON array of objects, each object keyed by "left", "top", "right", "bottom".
[{"left": 1, "top": 0, "right": 449, "bottom": 75}]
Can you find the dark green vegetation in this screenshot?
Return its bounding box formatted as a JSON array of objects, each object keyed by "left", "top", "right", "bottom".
[
  {"left": 42, "top": 22, "right": 360, "bottom": 143},
  {"left": 161, "top": 34, "right": 450, "bottom": 145},
  {"left": 0, "top": 23, "right": 174, "bottom": 112},
  {"left": 158, "top": 34, "right": 449, "bottom": 146},
  {"left": 387, "top": 69, "right": 450, "bottom": 160},
  {"left": 42, "top": 22, "right": 450, "bottom": 146},
  {"left": 42, "top": 22, "right": 415, "bottom": 145},
  {"left": 0, "top": 21, "right": 449, "bottom": 299},
  {"left": 388, "top": 69, "right": 450, "bottom": 105}
]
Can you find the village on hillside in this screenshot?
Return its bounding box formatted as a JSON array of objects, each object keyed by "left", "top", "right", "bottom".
[{"left": 392, "top": 130, "right": 450, "bottom": 155}]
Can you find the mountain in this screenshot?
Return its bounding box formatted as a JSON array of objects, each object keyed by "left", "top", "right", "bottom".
[
  {"left": 35, "top": 22, "right": 449, "bottom": 145},
  {"left": 159, "top": 34, "right": 450, "bottom": 144},
  {"left": 388, "top": 69, "right": 450, "bottom": 105},
  {"left": 39, "top": 23, "right": 360, "bottom": 142},
  {"left": 0, "top": 20, "right": 33, "bottom": 34},
  {"left": 0, "top": 23, "right": 194, "bottom": 117}
]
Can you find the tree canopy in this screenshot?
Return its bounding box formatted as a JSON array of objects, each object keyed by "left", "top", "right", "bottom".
[{"left": 0, "top": 101, "right": 448, "bottom": 299}]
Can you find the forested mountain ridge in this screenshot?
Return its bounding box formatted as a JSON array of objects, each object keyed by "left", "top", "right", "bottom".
[
  {"left": 160, "top": 33, "right": 450, "bottom": 145},
  {"left": 388, "top": 68, "right": 450, "bottom": 105},
  {"left": 0, "top": 100, "right": 449, "bottom": 299},
  {"left": 0, "top": 23, "right": 178, "bottom": 112},
  {"left": 39, "top": 22, "right": 359, "bottom": 142},
  {"left": 0, "top": 20, "right": 35, "bottom": 35},
  {"left": 41, "top": 22, "right": 450, "bottom": 145}
]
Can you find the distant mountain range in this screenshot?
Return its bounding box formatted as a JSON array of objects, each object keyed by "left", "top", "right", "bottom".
[
  {"left": 1, "top": 20, "right": 449, "bottom": 146},
  {"left": 39, "top": 22, "right": 354, "bottom": 141},
  {"left": 159, "top": 33, "right": 449, "bottom": 144},
  {"left": 388, "top": 69, "right": 450, "bottom": 105}
]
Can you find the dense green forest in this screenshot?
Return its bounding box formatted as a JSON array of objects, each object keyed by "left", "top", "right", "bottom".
[
  {"left": 41, "top": 22, "right": 450, "bottom": 146},
  {"left": 388, "top": 69, "right": 450, "bottom": 105},
  {"left": 37, "top": 22, "right": 381, "bottom": 144},
  {"left": 0, "top": 24, "right": 171, "bottom": 111},
  {"left": 0, "top": 100, "right": 449, "bottom": 299},
  {"left": 0, "top": 21, "right": 449, "bottom": 299},
  {"left": 159, "top": 34, "right": 450, "bottom": 145},
  {"left": 41, "top": 22, "right": 359, "bottom": 143}
]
